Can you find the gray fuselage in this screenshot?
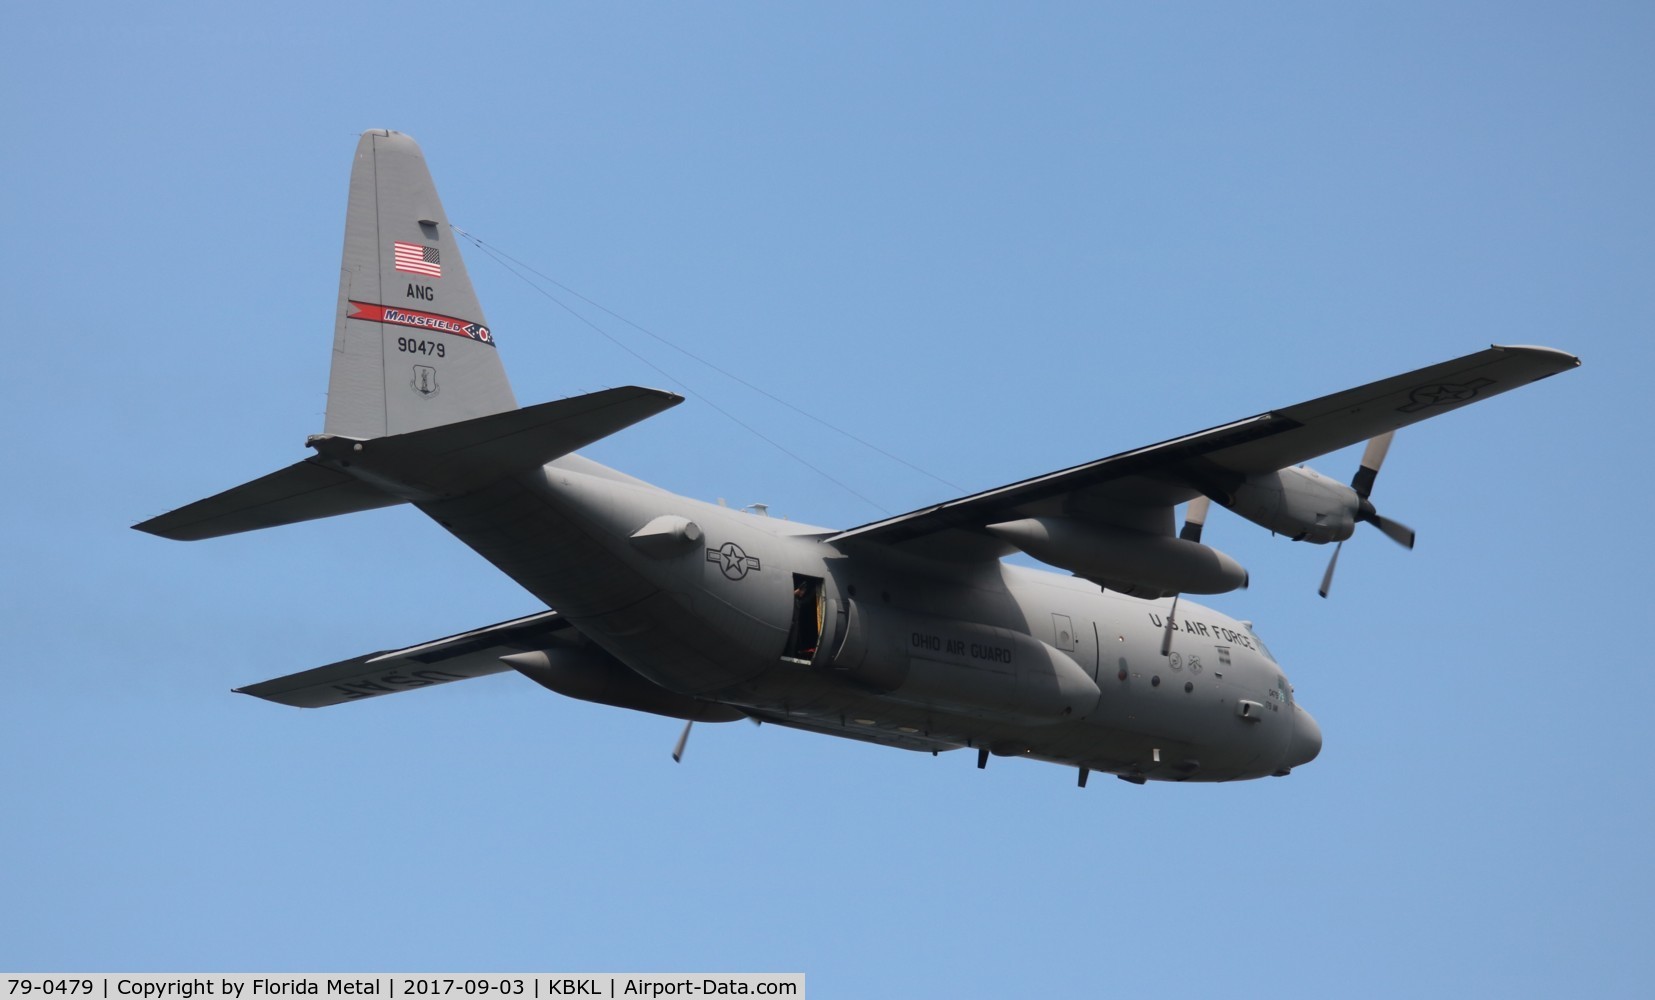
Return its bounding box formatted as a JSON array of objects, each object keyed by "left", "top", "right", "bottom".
[{"left": 421, "top": 454, "right": 1322, "bottom": 783}]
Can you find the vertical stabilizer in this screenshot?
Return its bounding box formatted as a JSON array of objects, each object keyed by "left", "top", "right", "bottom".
[{"left": 325, "top": 130, "right": 517, "bottom": 439}]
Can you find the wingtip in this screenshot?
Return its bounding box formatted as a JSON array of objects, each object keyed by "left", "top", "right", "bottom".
[{"left": 1491, "top": 344, "right": 1582, "bottom": 370}]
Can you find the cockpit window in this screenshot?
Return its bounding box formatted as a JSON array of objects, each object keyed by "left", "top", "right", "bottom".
[{"left": 1248, "top": 624, "right": 1278, "bottom": 663}]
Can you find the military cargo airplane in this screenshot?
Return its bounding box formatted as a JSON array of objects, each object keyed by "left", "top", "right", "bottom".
[{"left": 136, "top": 130, "right": 1579, "bottom": 785}]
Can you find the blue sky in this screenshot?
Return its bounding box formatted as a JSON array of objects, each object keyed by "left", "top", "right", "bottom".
[{"left": 4, "top": 3, "right": 1651, "bottom": 996}]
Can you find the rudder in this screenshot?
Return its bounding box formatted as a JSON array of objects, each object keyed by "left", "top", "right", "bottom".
[{"left": 326, "top": 130, "right": 517, "bottom": 439}]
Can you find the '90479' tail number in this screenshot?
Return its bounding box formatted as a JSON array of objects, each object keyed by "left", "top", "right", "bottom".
[{"left": 397, "top": 336, "right": 446, "bottom": 358}]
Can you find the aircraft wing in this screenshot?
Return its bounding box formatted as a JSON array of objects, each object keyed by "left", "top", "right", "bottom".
[
  {"left": 828, "top": 345, "right": 1579, "bottom": 556},
  {"left": 235, "top": 610, "right": 570, "bottom": 708}
]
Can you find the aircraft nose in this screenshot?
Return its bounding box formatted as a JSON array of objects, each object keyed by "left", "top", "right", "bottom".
[{"left": 1284, "top": 705, "right": 1322, "bottom": 771}]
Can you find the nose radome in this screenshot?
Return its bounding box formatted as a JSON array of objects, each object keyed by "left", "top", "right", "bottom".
[{"left": 1285, "top": 705, "right": 1322, "bottom": 771}]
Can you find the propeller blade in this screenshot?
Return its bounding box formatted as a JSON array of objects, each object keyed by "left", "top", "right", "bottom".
[
  {"left": 1370, "top": 513, "right": 1416, "bottom": 549},
  {"left": 671, "top": 719, "right": 694, "bottom": 763},
  {"left": 1161, "top": 593, "right": 1181, "bottom": 656},
  {"left": 1179, "top": 496, "right": 1211, "bottom": 543},
  {"left": 1360, "top": 431, "right": 1395, "bottom": 474},
  {"left": 1318, "top": 541, "right": 1343, "bottom": 599},
  {"left": 1322, "top": 432, "right": 1411, "bottom": 594},
  {"left": 1351, "top": 431, "right": 1396, "bottom": 499}
]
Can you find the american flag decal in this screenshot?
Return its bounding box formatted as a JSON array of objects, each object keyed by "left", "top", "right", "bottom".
[{"left": 393, "top": 241, "right": 442, "bottom": 277}]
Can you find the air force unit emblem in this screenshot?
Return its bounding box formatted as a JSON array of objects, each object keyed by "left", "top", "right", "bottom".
[{"left": 411, "top": 365, "right": 439, "bottom": 398}]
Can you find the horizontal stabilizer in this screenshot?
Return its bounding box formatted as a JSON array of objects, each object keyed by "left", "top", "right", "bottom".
[
  {"left": 306, "top": 385, "right": 684, "bottom": 499},
  {"left": 137, "top": 386, "right": 682, "bottom": 541},
  {"left": 134, "top": 458, "right": 405, "bottom": 541},
  {"left": 236, "top": 610, "right": 570, "bottom": 708}
]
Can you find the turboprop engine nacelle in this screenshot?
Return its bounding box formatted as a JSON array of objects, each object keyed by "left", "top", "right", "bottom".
[
  {"left": 1225, "top": 466, "right": 1359, "bottom": 543},
  {"left": 985, "top": 517, "right": 1248, "bottom": 598}
]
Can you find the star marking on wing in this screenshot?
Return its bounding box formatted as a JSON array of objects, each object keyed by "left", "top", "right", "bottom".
[{"left": 1397, "top": 377, "right": 1495, "bottom": 413}]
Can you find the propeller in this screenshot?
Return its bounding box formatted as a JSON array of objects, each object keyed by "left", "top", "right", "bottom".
[
  {"left": 671, "top": 713, "right": 762, "bottom": 762},
  {"left": 1319, "top": 432, "right": 1416, "bottom": 598},
  {"left": 1317, "top": 541, "right": 1342, "bottom": 599},
  {"left": 671, "top": 719, "right": 694, "bottom": 763},
  {"left": 1179, "top": 495, "right": 1211, "bottom": 544},
  {"left": 1160, "top": 592, "right": 1181, "bottom": 657},
  {"left": 1162, "top": 496, "right": 1213, "bottom": 655}
]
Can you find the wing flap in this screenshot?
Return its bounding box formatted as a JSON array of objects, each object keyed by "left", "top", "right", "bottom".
[{"left": 235, "top": 610, "right": 570, "bottom": 708}]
